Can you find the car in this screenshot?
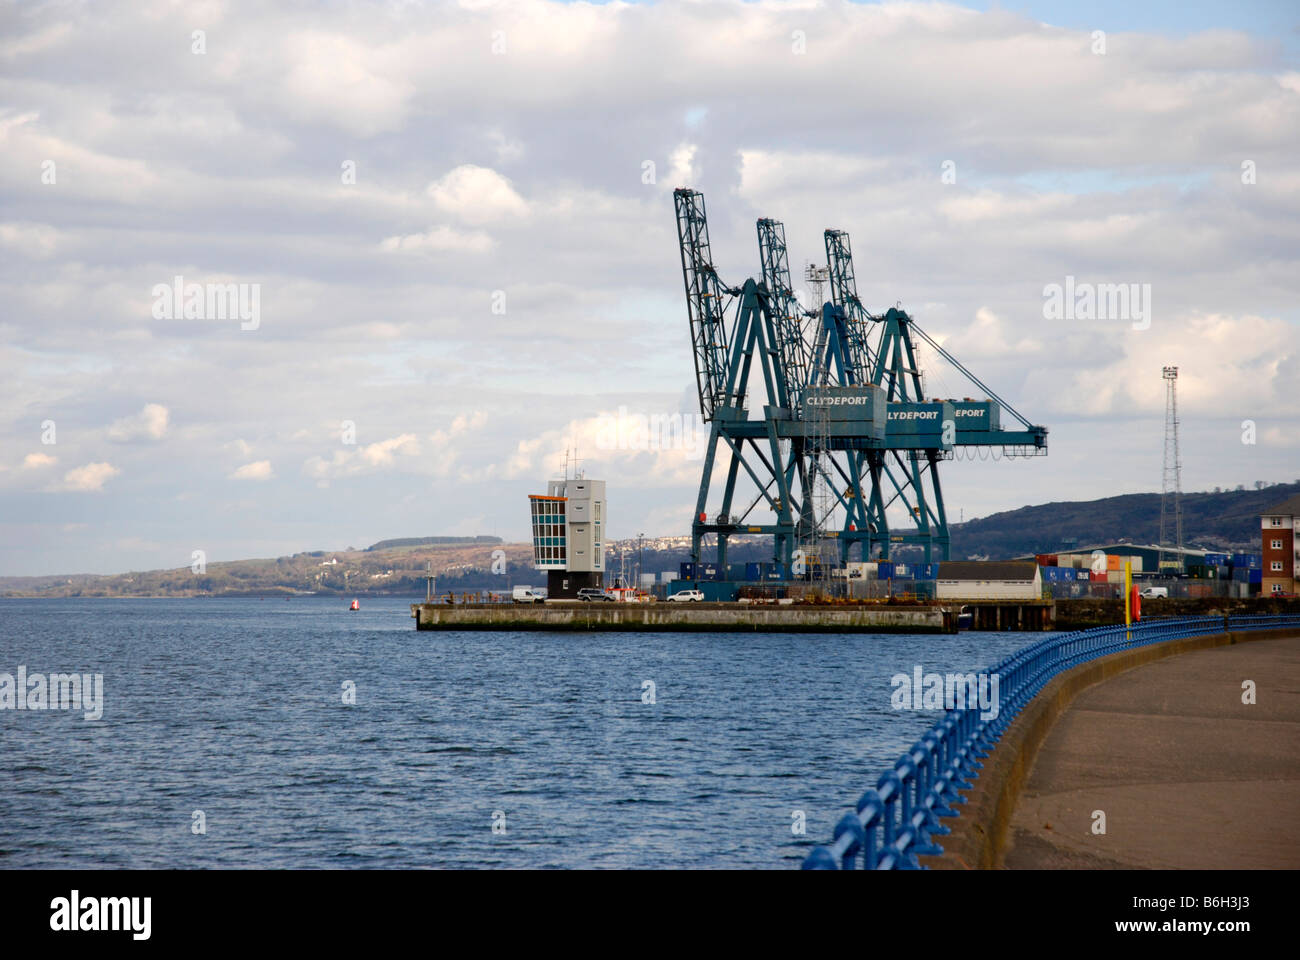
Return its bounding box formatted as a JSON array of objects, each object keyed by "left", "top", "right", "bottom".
[
  {"left": 576, "top": 588, "right": 614, "bottom": 602},
  {"left": 1139, "top": 587, "right": 1169, "bottom": 599},
  {"left": 512, "top": 586, "right": 545, "bottom": 604},
  {"left": 668, "top": 589, "right": 705, "bottom": 602}
]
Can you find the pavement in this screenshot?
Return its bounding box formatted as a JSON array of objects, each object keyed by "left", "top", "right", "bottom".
[{"left": 1003, "top": 634, "right": 1300, "bottom": 869}]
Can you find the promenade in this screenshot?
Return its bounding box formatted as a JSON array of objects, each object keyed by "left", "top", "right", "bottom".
[{"left": 1003, "top": 634, "right": 1300, "bottom": 869}]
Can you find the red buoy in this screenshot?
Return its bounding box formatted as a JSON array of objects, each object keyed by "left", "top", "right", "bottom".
[
  {"left": 349, "top": 599, "right": 359, "bottom": 611},
  {"left": 1129, "top": 586, "right": 1140, "bottom": 622}
]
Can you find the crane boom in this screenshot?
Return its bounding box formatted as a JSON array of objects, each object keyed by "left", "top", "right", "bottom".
[{"left": 674, "top": 188, "right": 733, "bottom": 420}]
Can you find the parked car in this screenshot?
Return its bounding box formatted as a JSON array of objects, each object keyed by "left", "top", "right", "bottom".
[
  {"left": 576, "top": 588, "right": 614, "bottom": 602},
  {"left": 1139, "top": 587, "right": 1169, "bottom": 599},
  {"left": 512, "top": 586, "right": 545, "bottom": 604},
  {"left": 668, "top": 589, "right": 705, "bottom": 602}
]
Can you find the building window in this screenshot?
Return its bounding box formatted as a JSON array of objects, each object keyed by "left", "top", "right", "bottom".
[
  {"left": 1270, "top": 517, "right": 1282, "bottom": 526},
  {"left": 1272, "top": 539, "right": 1283, "bottom": 550},
  {"left": 1273, "top": 583, "right": 1284, "bottom": 594},
  {"left": 1272, "top": 561, "right": 1284, "bottom": 572}
]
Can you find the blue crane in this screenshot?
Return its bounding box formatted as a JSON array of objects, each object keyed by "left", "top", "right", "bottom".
[{"left": 672, "top": 188, "right": 1047, "bottom": 570}]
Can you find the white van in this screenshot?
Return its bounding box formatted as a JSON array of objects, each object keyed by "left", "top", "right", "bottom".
[
  {"left": 1139, "top": 587, "right": 1168, "bottom": 599},
  {"left": 512, "top": 586, "right": 545, "bottom": 604}
]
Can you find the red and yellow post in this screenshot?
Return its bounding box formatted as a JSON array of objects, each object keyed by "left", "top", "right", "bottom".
[{"left": 1124, "top": 559, "right": 1132, "bottom": 641}]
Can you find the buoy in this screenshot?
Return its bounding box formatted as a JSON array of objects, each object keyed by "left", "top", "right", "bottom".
[{"left": 349, "top": 599, "right": 359, "bottom": 611}]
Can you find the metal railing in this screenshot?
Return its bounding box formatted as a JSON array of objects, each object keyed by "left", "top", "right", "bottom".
[{"left": 802, "top": 614, "right": 1300, "bottom": 869}]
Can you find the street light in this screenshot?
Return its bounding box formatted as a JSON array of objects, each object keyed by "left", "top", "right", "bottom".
[{"left": 637, "top": 533, "right": 644, "bottom": 593}]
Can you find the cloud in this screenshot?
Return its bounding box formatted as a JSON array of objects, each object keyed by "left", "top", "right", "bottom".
[
  {"left": 0, "top": 1, "right": 1297, "bottom": 572},
  {"left": 22, "top": 452, "right": 57, "bottom": 469},
  {"left": 379, "top": 225, "right": 494, "bottom": 254},
  {"left": 230, "top": 460, "right": 273, "bottom": 481},
  {"left": 107, "top": 403, "right": 169, "bottom": 441},
  {"left": 62, "top": 462, "right": 120, "bottom": 492},
  {"left": 428, "top": 165, "right": 528, "bottom": 224},
  {"left": 303, "top": 433, "right": 421, "bottom": 485}
]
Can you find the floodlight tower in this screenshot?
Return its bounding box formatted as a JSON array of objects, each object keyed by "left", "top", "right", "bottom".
[{"left": 1159, "top": 366, "right": 1184, "bottom": 570}]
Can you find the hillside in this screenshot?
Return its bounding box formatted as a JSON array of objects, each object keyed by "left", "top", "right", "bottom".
[
  {"left": 3, "top": 482, "right": 1294, "bottom": 597},
  {"left": 948, "top": 481, "right": 1299, "bottom": 559}
]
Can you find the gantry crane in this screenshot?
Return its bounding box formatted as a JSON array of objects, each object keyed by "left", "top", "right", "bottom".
[{"left": 673, "top": 188, "right": 1048, "bottom": 569}]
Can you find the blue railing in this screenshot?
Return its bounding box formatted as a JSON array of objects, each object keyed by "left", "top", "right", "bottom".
[{"left": 802, "top": 613, "right": 1300, "bottom": 869}]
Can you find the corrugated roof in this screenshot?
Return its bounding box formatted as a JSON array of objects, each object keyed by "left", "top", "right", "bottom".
[
  {"left": 937, "top": 561, "right": 1039, "bottom": 581},
  {"left": 1263, "top": 494, "right": 1300, "bottom": 517}
]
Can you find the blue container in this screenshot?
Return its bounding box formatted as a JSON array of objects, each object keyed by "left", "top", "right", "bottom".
[
  {"left": 745, "top": 562, "right": 762, "bottom": 581},
  {"left": 1205, "top": 553, "right": 1229, "bottom": 566},
  {"left": 877, "top": 562, "right": 894, "bottom": 580},
  {"left": 680, "top": 562, "right": 696, "bottom": 580},
  {"left": 699, "top": 563, "right": 720, "bottom": 581},
  {"left": 698, "top": 580, "right": 738, "bottom": 602},
  {"left": 1233, "top": 554, "right": 1261, "bottom": 569},
  {"left": 765, "top": 565, "right": 786, "bottom": 581},
  {"left": 916, "top": 563, "right": 938, "bottom": 580},
  {"left": 1248, "top": 568, "right": 1263, "bottom": 584}
]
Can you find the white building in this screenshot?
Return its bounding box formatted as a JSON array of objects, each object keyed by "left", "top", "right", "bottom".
[
  {"left": 936, "top": 561, "right": 1042, "bottom": 600},
  {"left": 527, "top": 477, "right": 606, "bottom": 598}
]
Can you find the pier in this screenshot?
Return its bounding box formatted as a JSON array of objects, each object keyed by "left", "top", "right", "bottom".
[{"left": 411, "top": 601, "right": 956, "bottom": 632}]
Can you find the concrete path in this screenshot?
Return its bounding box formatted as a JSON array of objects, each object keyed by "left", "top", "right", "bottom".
[{"left": 1003, "top": 634, "right": 1300, "bottom": 869}]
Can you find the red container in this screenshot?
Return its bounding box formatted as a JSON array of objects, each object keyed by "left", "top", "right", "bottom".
[{"left": 1036, "top": 554, "right": 1058, "bottom": 567}]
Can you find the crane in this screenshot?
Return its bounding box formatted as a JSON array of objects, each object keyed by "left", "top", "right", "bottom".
[{"left": 672, "top": 188, "right": 1047, "bottom": 570}]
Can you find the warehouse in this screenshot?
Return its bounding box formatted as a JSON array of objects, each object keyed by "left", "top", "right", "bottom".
[{"left": 936, "top": 561, "right": 1041, "bottom": 600}]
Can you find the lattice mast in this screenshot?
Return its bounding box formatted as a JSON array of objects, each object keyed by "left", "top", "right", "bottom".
[{"left": 1159, "top": 366, "right": 1184, "bottom": 569}]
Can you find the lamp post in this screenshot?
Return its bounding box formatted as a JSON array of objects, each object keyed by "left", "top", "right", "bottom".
[{"left": 637, "top": 533, "right": 644, "bottom": 594}]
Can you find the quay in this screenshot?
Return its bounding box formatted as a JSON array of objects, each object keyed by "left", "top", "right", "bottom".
[{"left": 411, "top": 601, "right": 959, "bottom": 632}]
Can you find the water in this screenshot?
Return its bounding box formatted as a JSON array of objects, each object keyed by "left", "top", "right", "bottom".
[{"left": 0, "top": 597, "right": 1034, "bottom": 868}]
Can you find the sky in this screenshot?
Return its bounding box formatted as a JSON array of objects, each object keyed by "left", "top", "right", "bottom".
[{"left": 1, "top": 0, "right": 1298, "bottom": 576}]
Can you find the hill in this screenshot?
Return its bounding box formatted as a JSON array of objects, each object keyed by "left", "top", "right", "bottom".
[{"left": 947, "top": 481, "right": 1299, "bottom": 559}]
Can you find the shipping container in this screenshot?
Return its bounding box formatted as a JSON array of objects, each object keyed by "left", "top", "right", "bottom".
[
  {"left": 745, "top": 562, "right": 762, "bottom": 581},
  {"left": 696, "top": 580, "right": 738, "bottom": 601},
  {"left": 680, "top": 562, "right": 697, "bottom": 580},
  {"left": 1205, "top": 553, "right": 1229, "bottom": 566},
  {"left": 1232, "top": 554, "right": 1261, "bottom": 569},
  {"left": 1035, "top": 554, "right": 1058, "bottom": 567},
  {"left": 1248, "top": 568, "right": 1263, "bottom": 584},
  {"left": 877, "top": 562, "right": 895, "bottom": 580},
  {"left": 699, "top": 563, "right": 720, "bottom": 581},
  {"left": 1106, "top": 554, "right": 1122, "bottom": 572}
]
